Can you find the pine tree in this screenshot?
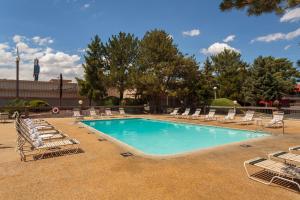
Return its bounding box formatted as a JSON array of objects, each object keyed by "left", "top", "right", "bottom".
[
  {"left": 76, "top": 35, "right": 107, "bottom": 105},
  {"left": 106, "top": 32, "right": 139, "bottom": 103},
  {"left": 248, "top": 56, "right": 300, "bottom": 103},
  {"left": 209, "top": 49, "right": 248, "bottom": 102},
  {"left": 137, "top": 29, "right": 181, "bottom": 111},
  {"left": 220, "top": 0, "right": 299, "bottom": 16}
]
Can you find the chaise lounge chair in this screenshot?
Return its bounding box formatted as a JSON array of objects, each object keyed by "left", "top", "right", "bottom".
[
  {"left": 89, "top": 109, "right": 100, "bottom": 119},
  {"left": 19, "top": 119, "right": 66, "bottom": 141},
  {"left": 169, "top": 108, "right": 179, "bottom": 117},
  {"left": 177, "top": 108, "right": 190, "bottom": 118},
  {"left": 119, "top": 108, "right": 128, "bottom": 117},
  {"left": 190, "top": 108, "right": 201, "bottom": 119},
  {"left": 268, "top": 151, "right": 300, "bottom": 164},
  {"left": 105, "top": 108, "right": 114, "bottom": 117},
  {"left": 203, "top": 109, "right": 217, "bottom": 121},
  {"left": 244, "top": 157, "right": 300, "bottom": 191},
  {"left": 219, "top": 109, "right": 236, "bottom": 123},
  {"left": 73, "top": 110, "right": 84, "bottom": 121},
  {"left": 236, "top": 110, "right": 255, "bottom": 125},
  {"left": 265, "top": 111, "right": 284, "bottom": 128},
  {"left": 15, "top": 118, "right": 80, "bottom": 161},
  {"left": 289, "top": 146, "right": 300, "bottom": 152},
  {"left": 22, "top": 118, "right": 57, "bottom": 132}
]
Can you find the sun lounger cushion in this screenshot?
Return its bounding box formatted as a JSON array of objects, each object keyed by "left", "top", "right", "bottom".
[{"left": 33, "top": 137, "right": 44, "bottom": 147}]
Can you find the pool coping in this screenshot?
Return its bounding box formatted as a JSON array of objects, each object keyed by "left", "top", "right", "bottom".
[{"left": 80, "top": 117, "right": 275, "bottom": 159}]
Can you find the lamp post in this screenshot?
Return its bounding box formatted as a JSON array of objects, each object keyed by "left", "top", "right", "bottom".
[
  {"left": 16, "top": 48, "right": 20, "bottom": 99},
  {"left": 233, "top": 100, "right": 237, "bottom": 113},
  {"left": 213, "top": 86, "right": 217, "bottom": 99},
  {"left": 78, "top": 100, "right": 83, "bottom": 113}
]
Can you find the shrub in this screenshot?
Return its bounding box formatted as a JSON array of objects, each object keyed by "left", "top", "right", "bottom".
[
  {"left": 4, "top": 99, "right": 51, "bottom": 114},
  {"left": 28, "top": 100, "right": 49, "bottom": 108},
  {"left": 6, "top": 99, "right": 29, "bottom": 107},
  {"left": 210, "top": 98, "right": 240, "bottom": 107},
  {"left": 103, "top": 96, "right": 120, "bottom": 106},
  {"left": 28, "top": 100, "right": 51, "bottom": 112},
  {"left": 122, "top": 98, "right": 145, "bottom": 106}
]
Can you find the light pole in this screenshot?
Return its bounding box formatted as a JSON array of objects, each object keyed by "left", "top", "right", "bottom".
[
  {"left": 233, "top": 100, "right": 237, "bottom": 113},
  {"left": 16, "top": 48, "right": 20, "bottom": 99},
  {"left": 78, "top": 100, "right": 83, "bottom": 113},
  {"left": 213, "top": 86, "right": 217, "bottom": 99}
]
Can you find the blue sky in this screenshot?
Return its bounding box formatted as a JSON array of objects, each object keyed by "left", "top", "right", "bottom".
[{"left": 0, "top": 0, "right": 299, "bottom": 80}]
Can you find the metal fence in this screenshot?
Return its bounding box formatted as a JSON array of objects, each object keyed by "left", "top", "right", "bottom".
[
  {"left": 0, "top": 105, "right": 147, "bottom": 118},
  {"left": 1, "top": 105, "right": 300, "bottom": 120}
]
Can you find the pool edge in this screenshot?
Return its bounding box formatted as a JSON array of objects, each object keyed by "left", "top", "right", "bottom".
[{"left": 79, "top": 117, "right": 274, "bottom": 159}]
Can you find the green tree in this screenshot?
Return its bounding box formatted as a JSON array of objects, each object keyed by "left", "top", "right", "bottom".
[
  {"left": 297, "top": 60, "right": 300, "bottom": 67},
  {"left": 76, "top": 35, "right": 108, "bottom": 105},
  {"left": 170, "top": 55, "right": 202, "bottom": 107},
  {"left": 137, "top": 29, "right": 186, "bottom": 111},
  {"left": 106, "top": 32, "right": 139, "bottom": 103},
  {"left": 245, "top": 56, "right": 300, "bottom": 103},
  {"left": 209, "top": 49, "right": 249, "bottom": 102},
  {"left": 220, "top": 0, "right": 300, "bottom": 15}
]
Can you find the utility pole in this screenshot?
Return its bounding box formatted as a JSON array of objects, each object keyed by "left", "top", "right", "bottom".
[
  {"left": 16, "top": 48, "right": 20, "bottom": 99},
  {"left": 59, "top": 73, "right": 63, "bottom": 106}
]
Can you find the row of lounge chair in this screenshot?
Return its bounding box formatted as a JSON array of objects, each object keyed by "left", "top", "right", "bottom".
[
  {"left": 170, "top": 108, "right": 284, "bottom": 128},
  {"left": 245, "top": 146, "right": 300, "bottom": 191},
  {"left": 15, "top": 116, "right": 80, "bottom": 161},
  {"left": 73, "top": 108, "right": 128, "bottom": 121}
]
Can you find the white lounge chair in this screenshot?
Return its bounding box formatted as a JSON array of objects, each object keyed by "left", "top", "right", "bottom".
[
  {"left": 90, "top": 109, "right": 100, "bottom": 119},
  {"left": 177, "top": 108, "right": 190, "bottom": 118},
  {"left": 219, "top": 109, "right": 236, "bottom": 123},
  {"left": 265, "top": 112, "right": 284, "bottom": 128},
  {"left": 190, "top": 108, "right": 201, "bottom": 119},
  {"left": 19, "top": 120, "right": 66, "bottom": 141},
  {"left": 119, "top": 108, "right": 128, "bottom": 117},
  {"left": 289, "top": 146, "right": 300, "bottom": 152},
  {"left": 203, "top": 109, "right": 217, "bottom": 121},
  {"left": 244, "top": 157, "right": 300, "bottom": 191},
  {"left": 237, "top": 110, "right": 254, "bottom": 125},
  {"left": 22, "top": 118, "right": 56, "bottom": 132},
  {"left": 16, "top": 118, "right": 79, "bottom": 161},
  {"left": 105, "top": 108, "right": 114, "bottom": 117},
  {"left": 268, "top": 151, "right": 300, "bottom": 164},
  {"left": 73, "top": 110, "right": 84, "bottom": 121},
  {"left": 169, "top": 108, "right": 179, "bottom": 116}
]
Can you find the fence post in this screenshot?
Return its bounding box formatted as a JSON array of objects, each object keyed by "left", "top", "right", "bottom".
[{"left": 24, "top": 106, "right": 29, "bottom": 118}]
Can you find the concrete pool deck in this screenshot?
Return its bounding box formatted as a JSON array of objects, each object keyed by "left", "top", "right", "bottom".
[{"left": 1, "top": 115, "right": 300, "bottom": 199}]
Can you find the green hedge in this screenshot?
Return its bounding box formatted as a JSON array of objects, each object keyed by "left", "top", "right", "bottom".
[
  {"left": 4, "top": 99, "right": 50, "bottom": 114},
  {"left": 210, "top": 98, "right": 240, "bottom": 107}
]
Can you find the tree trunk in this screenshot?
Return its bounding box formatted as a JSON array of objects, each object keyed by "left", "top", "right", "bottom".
[
  {"left": 89, "top": 97, "right": 92, "bottom": 106},
  {"left": 119, "top": 89, "right": 124, "bottom": 105}
]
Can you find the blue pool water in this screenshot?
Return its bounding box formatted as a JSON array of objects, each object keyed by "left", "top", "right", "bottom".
[{"left": 82, "top": 118, "right": 269, "bottom": 156}]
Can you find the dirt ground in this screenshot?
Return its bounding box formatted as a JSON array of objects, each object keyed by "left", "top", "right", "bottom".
[{"left": 0, "top": 115, "right": 300, "bottom": 200}]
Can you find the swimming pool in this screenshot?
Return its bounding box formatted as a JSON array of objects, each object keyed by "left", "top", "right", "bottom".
[{"left": 82, "top": 118, "right": 269, "bottom": 156}]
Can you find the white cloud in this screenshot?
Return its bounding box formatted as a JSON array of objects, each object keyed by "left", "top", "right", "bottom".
[
  {"left": 182, "top": 29, "right": 201, "bottom": 37},
  {"left": 223, "top": 35, "right": 236, "bottom": 43},
  {"left": 13, "top": 35, "right": 26, "bottom": 43},
  {"left": 82, "top": 3, "right": 90, "bottom": 9},
  {"left": 201, "top": 42, "right": 239, "bottom": 55},
  {"left": 0, "top": 36, "right": 82, "bottom": 81},
  {"left": 280, "top": 7, "right": 300, "bottom": 23},
  {"left": 32, "top": 36, "right": 54, "bottom": 46},
  {"left": 0, "top": 43, "right": 14, "bottom": 67},
  {"left": 251, "top": 28, "right": 300, "bottom": 43},
  {"left": 284, "top": 45, "right": 292, "bottom": 50}
]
